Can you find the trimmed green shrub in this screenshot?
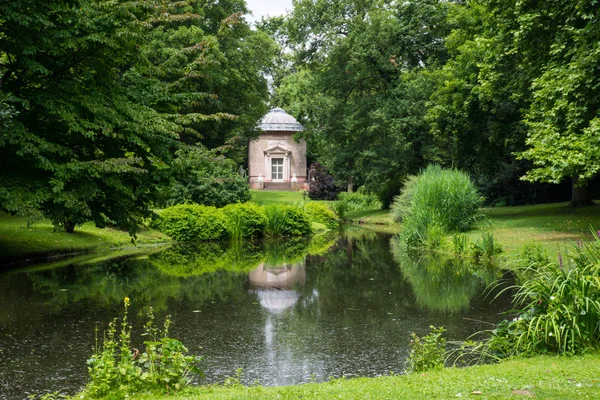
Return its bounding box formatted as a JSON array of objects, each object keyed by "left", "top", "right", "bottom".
[
  {"left": 222, "top": 202, "right": 267, "bottom": 239},
  {"left": 264, "top": 204, "right": 313, "bottom": 237},
  {"left": 337, "top": 190, "right": 382, "bottom": 212},
  {"left": 156, "top": 204, "right": 227, "bottom": 241},
  {"left": 394, "top": 165, "right": 483, "bottom": 246},
  {"left": 304, "top": 202, "right": 339, "bottom": 229}
]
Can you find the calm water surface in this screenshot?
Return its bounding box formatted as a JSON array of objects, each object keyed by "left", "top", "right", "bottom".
[{"left": 0, "top": 231, "right": 513, "bottom": 399}]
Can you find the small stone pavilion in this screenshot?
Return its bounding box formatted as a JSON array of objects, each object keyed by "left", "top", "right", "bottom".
[{"left": 248, "top": 107, "right": 308, "bottom": 191}]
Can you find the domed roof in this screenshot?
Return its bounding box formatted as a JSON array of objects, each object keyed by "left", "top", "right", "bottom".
[
  {"left": 256, "top": 290, "right": 300, "bottom": 314},
  {"left": 260, "top": 107, "right": 304, "bottom": 132}
]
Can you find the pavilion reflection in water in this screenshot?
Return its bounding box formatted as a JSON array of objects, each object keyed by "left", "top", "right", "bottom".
[{"left": 248, "top": 260, "right": 306, "bottom": 314}]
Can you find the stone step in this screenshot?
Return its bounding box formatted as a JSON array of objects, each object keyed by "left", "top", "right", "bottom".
[{"left": 263, "top": 182, "right": 294, "bottom": 191}]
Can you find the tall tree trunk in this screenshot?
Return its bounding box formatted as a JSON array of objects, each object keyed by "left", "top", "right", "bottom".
[
  {"left": 568, "top": 175, "right": 594, "bottom": 208},
  {"left": 63, "top": 218, "right": 75, "bottom": 233},
  {"left": 347, "top": 161, "right": 353, "bottom": 192}
]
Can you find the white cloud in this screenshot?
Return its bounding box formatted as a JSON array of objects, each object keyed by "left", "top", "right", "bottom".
[{"left": 245, "top": 0, "right": 293, "bottom": 23}]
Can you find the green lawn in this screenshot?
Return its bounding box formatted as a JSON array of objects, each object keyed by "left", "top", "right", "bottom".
[
  {"left": 470, "top": 201, "right": 600, "bottom": 254},
  {"left": 344, "top": 202, "right": 600, "bottom": 256},
  {"left": 98, "top": 353, "right": 600, "bottom": 399},
  {"left": 250, "top": 189, "right": 307, "bottom": 204},
  {"left": 345, "top": 209, "right": 394, "bottom": 225},
  {"left": 0, "top": 213, "right": 168, "bottom": 265}
]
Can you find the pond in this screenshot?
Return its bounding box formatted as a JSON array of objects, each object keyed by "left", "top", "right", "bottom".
[{"left": 0, "top": 229, "right": 513, "bottom": 399}]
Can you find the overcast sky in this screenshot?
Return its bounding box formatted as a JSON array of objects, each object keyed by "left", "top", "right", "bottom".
[{"left": 245, "top": 0, "right": 294, "bottom": 22}]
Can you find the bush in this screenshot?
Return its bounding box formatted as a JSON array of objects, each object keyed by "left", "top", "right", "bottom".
[
  {"left": 406, "top": 326, "right": 447, "bottom": 373},
  {"left": 165, "top": 145, "right": 250, "bottom": 208},
  {"left": 264, "top": 204, "right": 313, "bottom": 237},
  {"left": 222, "top": 203, "right": 267, "bottom": 239},
  {"left": 394, "top": 165, "right": 483, "bottom": 246},
  {"left": 156, "top": 204, "right": 228, "bottom": 241},
  {"left": 308, "top": 163, "right": 343, "bottom": 200},
  {"left": 337, "top": 190, "right": 382, "bottom": 212},
  {"left": 86, "top": 298, "right": 202, "bottom": 398},
  {"left": 304, "top": 202, "right": 339, "bottom": 229}
]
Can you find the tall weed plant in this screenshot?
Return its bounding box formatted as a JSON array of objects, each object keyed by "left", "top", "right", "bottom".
[
  {"left": 86, "top": 298, "right": 202, "bottom": 398},
  {"left": 394, "top": 165, "right": 483, "bottom": 247}
]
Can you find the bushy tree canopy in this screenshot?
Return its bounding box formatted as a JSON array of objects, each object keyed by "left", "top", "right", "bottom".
[{"left": 0, "top": 0, "right": 273, "bottom": 233}]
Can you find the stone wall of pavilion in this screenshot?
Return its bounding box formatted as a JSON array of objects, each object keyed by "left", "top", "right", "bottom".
[{"left": 248, "top": 131, "right": 308, "bottom": 189}]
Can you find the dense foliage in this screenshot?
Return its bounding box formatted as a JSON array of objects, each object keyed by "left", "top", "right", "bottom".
[
  {"left": 155, "top": 204, "right": 228, "bottom": 242},
  {"left": 264, "top": 204, "right": 313, "bottom": 237},
  {"left": 393, "top": 165, "right": 482, "bottom": 246},
  {"left": 166, "top": 146, "right": 250, "bottom": 208},
  {"left": 337, "top": 190, "right": 383, "bottom": 212},
  {"left": 307, "top": 163, "right": 342, "bottom": 201},
  {"left": 486, "top": 238, "right": 600, "bottom": 356},
  {"left": 86, "top": 298, "right": 202, "bottom": 398},
  {"left": 156, "top": 202, "right": 320, "bottom": 241},
  {"left": 221, "top": 202, "right": 267, "bottom": 239},
  {"left": 0, "top": 0, "right": 272, "bottom": 234},
  {"left": 304, "top": 202, "right": 339, "bottom": 229},
  {"left": 272, "top": 0, "right": 600, "bottom": 207}
]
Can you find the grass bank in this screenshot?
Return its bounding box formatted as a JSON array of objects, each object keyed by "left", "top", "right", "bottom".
[
  {"left": 100, "top": 353, "right": 600, "bottom": 399},
  {"left": 0, "top": 213, "right": 168, "bottom": 266},
  {"left": 344, "top": 202, "right": 600, "bottom": 256}
]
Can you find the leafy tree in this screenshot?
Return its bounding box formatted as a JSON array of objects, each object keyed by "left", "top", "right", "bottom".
[
  {"left": 514, "top": 0, "right": 600, "bottom": 206},
  {"left": 165, "top": 145, "right": 250, "bottom": 208},
  {"left": 0, "top": 0, "right": 273, "bottom": 233},
  {"left": 280, "top": 0, "right": 451, "bottom": 205},
  {"left": 0, "top": 0, "right": 179, "bottom": 233}
]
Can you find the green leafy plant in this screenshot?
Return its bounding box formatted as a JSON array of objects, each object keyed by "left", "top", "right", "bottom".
[
  {"left": 155, "top": 204, "right": 228, "bottom": 242},
  {"left": 331, "top": 200, "right": 348, "bottom": 219},
  {"left": 222, "top": 202, "right": 267, "bottom": 240},
  {"left": 165, "top": 146, "right": 251, "bottom": 208},
  {"left": 406, "top": 326, "right": 447, "bottom": 373},
  {"left": 451, "top": 233, "right": 471, "bottom": 255},
  {"left": 470, "top": 232, "right": 503, "bottom": 259},
  {"left": 304, "top": 202, "right": 340, "bottom": 229},
  {"left": 264, "top": 204, "right": 313, "bottom": 237},
  {"left": 86, "top": 298, "right": 203, "bottom": 398},
  {"left": 337, "top": 190, "right": 382, "bottom": 212}
]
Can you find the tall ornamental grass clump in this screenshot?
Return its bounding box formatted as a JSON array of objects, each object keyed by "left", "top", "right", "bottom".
[
  {"left": 393, "top": 165, "right": 483, "bottom": 246},
  {"left": 155, "top": 204, "right": 228, "bottom": 241},
  {"left": 222, "top": 202, "right": 267, "bottom": 240}
]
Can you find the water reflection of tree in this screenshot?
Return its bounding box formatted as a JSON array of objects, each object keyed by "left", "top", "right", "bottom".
[
  {"left": 18, "top": 235, "right": 337, "bottom": 314},
  {"left": 390, "top": 237, "right": 501, "bottom": 312}
]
